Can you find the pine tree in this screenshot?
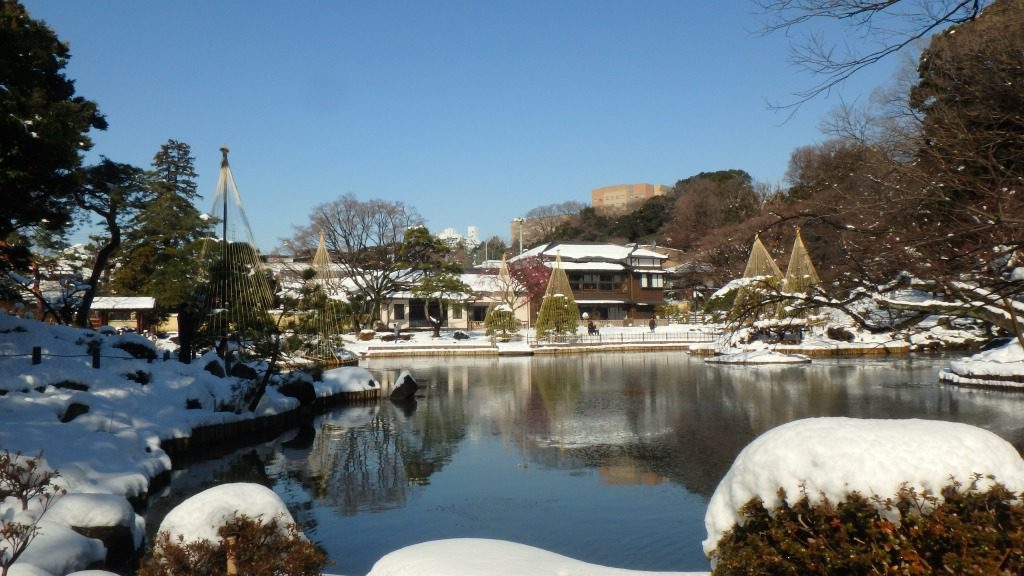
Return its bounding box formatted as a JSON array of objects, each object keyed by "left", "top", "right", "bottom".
[
  {"left": 110, "top": 140, "right": 212, "bottom": 319},
  {"left": 0, "top": 0, "right": 107, "bottom": 276}
]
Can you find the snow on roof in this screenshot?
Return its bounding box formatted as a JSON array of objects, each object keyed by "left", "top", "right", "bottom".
[
  {"left": 629, "top": 248, "right": 668, "bottom": 259},
  {"left": 461, "top": 273, "right": 506, "bottom": 292},
  {"left": 90, "top": 296, "right": 156, "bottom": 310},
  {"left": 545, "top": 261, "right": 625, "bottom": 271},
  {"left": 513, "top": 242, "right": 668, "bottom": 264},
  {"left": 551, "top": 243, "right": 633, "bottom": 261},
  {"left": 703, "top": 417, "right": 1024, "bottom": 557}
]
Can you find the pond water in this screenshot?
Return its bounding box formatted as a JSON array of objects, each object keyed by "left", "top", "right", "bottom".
[{"left": 143, "top": 353, "right": 1024, "bottom": 575}]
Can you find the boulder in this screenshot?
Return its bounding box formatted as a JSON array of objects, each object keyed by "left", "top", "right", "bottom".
[
  {"left": 229, "top": 362, "right": 259, "bottom": 380},
  {"left": 389, "top": 372, "right": 418, "bottom": 400},
  {"left": 278, "top": 379, "right": 316, "bottom": 406},
  {"left": 61, "top": 402, "right": 90, "bottom": 423},
  {"left": 46, "top": 493, "right": 144, "bottom": 572},
  {"left": 204, "top": 359, "right": 226, "bottom": 378}
]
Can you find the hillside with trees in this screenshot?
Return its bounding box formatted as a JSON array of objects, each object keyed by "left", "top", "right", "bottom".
[{"left": 523, "top": 0, "right": 1021, "bottom": 342}]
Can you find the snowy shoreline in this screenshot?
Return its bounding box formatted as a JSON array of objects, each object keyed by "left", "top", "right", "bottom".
[{"left": 4, "top": 313, "right": 1024, "bottom": 575}]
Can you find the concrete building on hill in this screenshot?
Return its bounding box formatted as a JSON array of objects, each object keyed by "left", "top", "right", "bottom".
[{"left": 591, "top": 183, "right": 671, "bottom": 213}]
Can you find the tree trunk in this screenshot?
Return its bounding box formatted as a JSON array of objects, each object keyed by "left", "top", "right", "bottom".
[
  {"left": 74, "top": 213, "right": 120, "bottom": 328},
  {"left": 176, "top": 305, "right": 193, "bottom": 363}
]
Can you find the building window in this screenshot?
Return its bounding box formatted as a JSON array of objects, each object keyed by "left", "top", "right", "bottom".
[
  {"left": 568, "top": 273, "right": 624, "bottom": 292},
  {"left": 640, "top": 274, "right": 664, "bottom": 288},
  {"left": 394, "top": 303, "right": 405, "bottom": 320},
  {"left": 452, "top": 306, "right": 462, "bottom": 320},
  {"left": 630, "top": 257, "right": 659, "bottom": 267}
]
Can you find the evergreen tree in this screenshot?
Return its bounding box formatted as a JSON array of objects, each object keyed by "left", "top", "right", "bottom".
[
  {"left": 110, "top": 140, "right": 211, "bottom": 319},
  {"left": 403, "top": 226, "right": 472, "bottom": 337},
  {"left": 0, "top": 0, "right": 107, "bottom": 276},
  {"left": 72, "top": 158, "right": 149, "bottom": 327}
]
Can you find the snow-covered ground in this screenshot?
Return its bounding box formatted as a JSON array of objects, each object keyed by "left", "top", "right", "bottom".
[{"left": 0, "top": 312, "right": 377, "bottom": 575}]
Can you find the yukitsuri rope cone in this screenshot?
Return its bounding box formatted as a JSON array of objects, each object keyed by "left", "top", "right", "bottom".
[
  {"left": 730, "top": 234, "right": 783, "bottom": 324},
  {"left": 200, "top": 147, "right": 276, "bottom": 353},
  {"left": 307, "top": 231, "right": 349, "bottom": 363},
  {"left": 534, "top": 251, "right": 580, "bottom": 337},
  {"left": 484, "top": 254, "right": 519, "bottom": 337},
  {"left": 778, "top": 228, "right": 822, "bottom": 319}
]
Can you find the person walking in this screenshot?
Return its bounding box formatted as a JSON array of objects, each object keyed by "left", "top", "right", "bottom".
[{"left": 649, "top": 318, "right": 657, "bottom": 332}]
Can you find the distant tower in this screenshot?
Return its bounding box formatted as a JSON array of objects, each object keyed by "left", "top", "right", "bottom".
[{"left": 464, "top": 225, "right": 481, "bottom": 250}]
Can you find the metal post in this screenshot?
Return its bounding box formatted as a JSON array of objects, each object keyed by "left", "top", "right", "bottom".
[
  {"left": 92, "top": 348, "right": 101, "bottom": 369},
  {"left": 32, "top": 346, "right": 41, "bottom": 365}
]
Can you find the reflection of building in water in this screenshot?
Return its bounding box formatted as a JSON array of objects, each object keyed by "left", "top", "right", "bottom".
[{"left": 599, "top": 461, "right": 668, "bottom": 486}]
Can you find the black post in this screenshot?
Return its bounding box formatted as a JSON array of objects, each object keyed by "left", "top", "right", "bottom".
[
  {"left": 32, "top": 346, "right": 41, "bottom": 365},
  {"left": 92, "top": 348, "right": 101, "bottom": 369}
]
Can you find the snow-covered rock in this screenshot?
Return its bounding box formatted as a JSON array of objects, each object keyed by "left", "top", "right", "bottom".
[
  {"left": 12, "top": 520, "right": 106, "bottom": 575},
  {"left": 157, "top": 483, "right": 294, "bottom": 543},
  {"left": 703, "top": 417, "right": 1024, "bottom": 557},
  {"left": 46, "top": 493, "right": 145, "bottom": 548},
  {"left": 942, "top": 338, "right": 1024, "bottom": 388}
]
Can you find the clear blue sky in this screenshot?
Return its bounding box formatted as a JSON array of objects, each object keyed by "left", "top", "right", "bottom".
[{"left": 24, "top": 0, "right": 900, "bottom": 252}]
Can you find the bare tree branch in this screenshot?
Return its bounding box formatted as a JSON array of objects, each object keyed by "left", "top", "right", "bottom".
[{"left": 757, "top": 0, "right": 987, "bottom": 109}]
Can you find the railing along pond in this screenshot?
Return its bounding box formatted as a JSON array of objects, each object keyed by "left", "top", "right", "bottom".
[{"left": 527, "top": 328, "right": 721, "bottom": 347}]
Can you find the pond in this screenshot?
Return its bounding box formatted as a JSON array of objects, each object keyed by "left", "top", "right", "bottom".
[{"left": 143, "top": 352, "right": 1024, "bottom": 575}]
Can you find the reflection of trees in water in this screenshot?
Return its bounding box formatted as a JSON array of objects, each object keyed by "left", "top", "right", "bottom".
[
  {"left": 528, "top": 357, "right": 583, "bottom": 448},
  {"left": 329, "top": 355, "right": 1016, "bottom": 505},
  {"left": 294, "top": 367, "right": 474, "bottom": 516},
  {"left": 304, "top": 407, "right": 406, "bottom": 515}
]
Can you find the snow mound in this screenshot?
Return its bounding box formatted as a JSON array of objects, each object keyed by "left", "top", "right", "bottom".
[
  {"left": 47, "top": 493, "right": 145, "bottom": 547},
  {"left": 157, "top": 483, "right": 294, "bottom": 543},
  {"left": 703, "top": 417, "right": 1024, "bottom": 557},
  {"left": 12, "top": 520, "right": 106, "bottom": 575},
  {"left": 947, "top": 339, "right": 1024, "bottom": 380},
  {"left": 319, "top": 366, "right": 380, "bottom": 395},
  {"left": 705, "top": 350, "right": 810, "bottom": 365},
  {"left": 367, "top": 538, "right": 708, "bottom": 576}
]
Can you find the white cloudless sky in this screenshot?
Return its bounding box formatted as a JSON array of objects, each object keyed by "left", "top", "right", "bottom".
[{"left": 23, "top": 0, "right": 902, "bottom": 251}]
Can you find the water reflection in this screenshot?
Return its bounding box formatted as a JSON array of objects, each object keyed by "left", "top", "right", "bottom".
[{"left": 145, "top": 353, "right": 1024, "bottom": 575}]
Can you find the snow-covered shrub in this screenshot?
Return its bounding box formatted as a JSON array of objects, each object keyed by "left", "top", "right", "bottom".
[
  {"left": 484, "top": 305, "right": 518, "bottom": 337},
  {"left": 826, "top": 325, "right": 856, "bottom": 342},
  {"left": 138, "top": 513, "right": 326, "bottom": 576},
  {"left": 534, "top": 294, "right": 579, "bottom": 336},
  {"left": 712, "top": 478, "right": 1024, "bottom": 575},
  {"left": 109, "top": 334, "right": 157, "bottom": 361},
  {"left": 0, "top": 451, "right": 65, "bottom": 576}
]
